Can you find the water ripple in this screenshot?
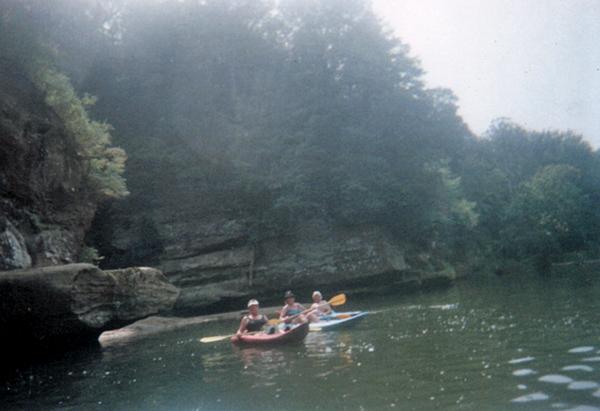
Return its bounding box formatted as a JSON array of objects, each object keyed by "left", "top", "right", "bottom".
[
  {"left": 510, "top": 392, "right": 549, "bottom": 402},
  {"left": 538, "top": 374, "right": 573, "bottom": 384},
  {"left": 562, "top": 365, "right": 594, "bottom": 372},
  {"left": 509, "top": 356, "right": 535, "bottom": 364},
  {"left": 569, "top": 347, "right": 595, "bottom": 354},
  {"left": 567, "top": 381, "right": 599, "bottom": 390},
  {"left": 513, "top": 369, "right": 536, "bottom": 376}
]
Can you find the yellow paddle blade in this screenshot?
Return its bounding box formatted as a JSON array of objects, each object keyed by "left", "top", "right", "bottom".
[
  {"left": 335, "top": 314, "right": 352, "bottom": 319},
  {"left": 200, "top": 334, "right": 234, "bottom": 343},
  {"left": 327, "top": 293, "right": 346, "bottom": 306},
  {"left": 311, "top": 327, "right": 322, "bottom": 331}
]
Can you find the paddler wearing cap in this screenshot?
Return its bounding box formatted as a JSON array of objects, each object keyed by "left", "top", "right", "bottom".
[
  {"left": 279, "top": 290, "right": 320, "bottom": 326},
  {"left": 236, "top": 299, "right": 269, "bottom": 335}
]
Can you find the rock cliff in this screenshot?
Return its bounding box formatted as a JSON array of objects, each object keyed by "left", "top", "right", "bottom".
[
  {"left": 0, "top": 264, "right": 179, "bottom": 352},
  {"left": 0, "top": 59, "right": 95, "bottom": 270},
  {"left": 1, "top": 55, "right": 454, "bottom": 323},
  {"left": 96, "top": 195, "right": 454, "bottom": 314}
]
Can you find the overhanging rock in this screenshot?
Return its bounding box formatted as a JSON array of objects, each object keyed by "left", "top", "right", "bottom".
[{"left": 0, "top": 263, "right": 179, "bottom": 353}]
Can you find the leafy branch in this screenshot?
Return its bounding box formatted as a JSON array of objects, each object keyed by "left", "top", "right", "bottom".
[{"left": 30, "top": 64, "right": 129, "bottom": 201}]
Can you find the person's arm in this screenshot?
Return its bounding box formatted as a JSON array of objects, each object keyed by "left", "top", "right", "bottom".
[
  {"left": 321, "top": 301, "right": 332, "bottom": 314},
  {"left": 237, "top": 317, "right": 249, "bottom": 334},
  {"left": 279, "top": 307, "right": 288, "bottom": 319}
]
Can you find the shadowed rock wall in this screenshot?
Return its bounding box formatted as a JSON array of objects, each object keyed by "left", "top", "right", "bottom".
[
  {"left": 0, "top": 264, "right": 179, "bottom": 352},
  {"left": 0, "top": 59, "right": 96, "bottom": 270}
]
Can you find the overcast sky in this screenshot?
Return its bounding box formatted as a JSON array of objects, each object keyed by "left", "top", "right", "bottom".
[{"left": 370, "top": 0, "right": 600, "bottom": 148}]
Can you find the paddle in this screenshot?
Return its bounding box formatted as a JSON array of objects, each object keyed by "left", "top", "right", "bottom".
[
  {"left": 201, "top": 324, "right": 323, "bottom": 342},
  {"left": 277, "top": 310, "right": 352, "bottom": 320},
  {"left": 269, "top": 293, "right": 346, "bottom": 325},
  {"left": 276, "top": 310, "right": 353, "bottom": 320},
  {"left": 200, "top": 330, "right": 262, "bottom": 343},
  {"left": 275, "top": 312, "right": 351, "bottom": 319}
]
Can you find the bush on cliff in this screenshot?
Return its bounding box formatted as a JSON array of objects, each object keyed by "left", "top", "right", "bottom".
[
  {"left": 0, "top": 13, "right": 128, "bottom": 203},
  {"left": 30, "top": 65, "right": 129, "bottom": 201}
]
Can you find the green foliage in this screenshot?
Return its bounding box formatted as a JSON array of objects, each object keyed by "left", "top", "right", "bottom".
[
  {"left": 461, "top": 120, "right": 600, "bottom": 268},
  {"left": 32, "top": 65, "right": 129, "bottom": 200},
  {"left": 501, "top": 165, "right": 586, "bottom": 257},
  {"left": 424, "top": 160, "right": 479, "bottom": 230},
  {"left": 416, "top": 160, "right": 479, "bottom": 258},
  {"left": 78, "top": 246, "right": 104, "bottom": 266},
  {"left": 0, "top": 6, "right": 128, "bottom": 202},
  {"left": 208, "top": 0, "right": 473, "bottom": 246}
]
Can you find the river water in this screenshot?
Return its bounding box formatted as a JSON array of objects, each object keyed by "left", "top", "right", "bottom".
[{"left": 2, "top": 273, "right": 600, "bottom": 411}]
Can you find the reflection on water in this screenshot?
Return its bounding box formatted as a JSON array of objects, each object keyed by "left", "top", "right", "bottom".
[
  {"left": 215, "top": 331, "right": 370, "bottom": 389},
  {"left": 508, "top": 345, "right": 600, "bottom": 410},
  {"left": 3, "top": 274, "right": 600, "bottom": 410},
  {"left": 232, "top": 347, "right": 288, "bottom": 387},
  {"left": 201, "top": 351, "right": 233, "bottom": 383}
]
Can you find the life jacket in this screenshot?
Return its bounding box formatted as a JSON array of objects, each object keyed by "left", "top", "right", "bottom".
[{"left": 246, "top": 315, "right": 267, "bottom": 332}]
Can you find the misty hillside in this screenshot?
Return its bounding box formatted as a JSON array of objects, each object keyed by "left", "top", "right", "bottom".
[{"left": 2, "top": 0, "right": 600, "bottom": 280}]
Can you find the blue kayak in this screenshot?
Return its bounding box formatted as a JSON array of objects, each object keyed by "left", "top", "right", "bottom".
[{"left": 309, "top": 311, "right": 369, "bottom": 331}]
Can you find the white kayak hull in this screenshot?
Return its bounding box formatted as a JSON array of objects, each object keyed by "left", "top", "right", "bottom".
[{"left": 309, "top": 311, "right": 369, "bottom": 331}]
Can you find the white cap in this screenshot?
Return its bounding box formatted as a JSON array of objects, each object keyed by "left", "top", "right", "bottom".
[
  {"left": 312, "top": 291, "right": 322, "bottom": 298},
  {"left": 247, "top": 299, "right": 259, "bottom": 307}
]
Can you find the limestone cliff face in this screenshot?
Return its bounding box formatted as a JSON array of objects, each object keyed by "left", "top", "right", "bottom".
[
  {"left": 95, "top": 190, "right": 453, "bottom": 314},
  {"left": 0, "top": 60, "right": 96, "bottom": 271},
  {"left": 158, "top": 219, "right": 412, "bottom": 312}
]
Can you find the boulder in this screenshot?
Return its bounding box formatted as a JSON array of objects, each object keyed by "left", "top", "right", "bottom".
[{"left": 0, "top": 263, "right": 180, "bottom": 352}]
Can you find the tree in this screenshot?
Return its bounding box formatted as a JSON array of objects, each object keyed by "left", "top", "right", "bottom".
[
  {"left": 461, "top": 120, "right": 600, "bottom": 269},
  {"left": 501, "top": 165, "right": 587, "bottom": 258},
  {"left": 6, "top": 0, "right": 480, "bottom": 265}
]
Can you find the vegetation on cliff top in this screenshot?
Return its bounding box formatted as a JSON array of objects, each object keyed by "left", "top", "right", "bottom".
[
  {"left": 31, "top": 66, "right": 129, "bottom": 201},
  {"left": 0, "top": 8, "right": 128, "bottom": 203}
]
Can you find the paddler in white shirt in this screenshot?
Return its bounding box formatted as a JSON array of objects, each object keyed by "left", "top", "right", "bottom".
[{"left": 310, "top": 291, "right": 333, "bottom": 319}]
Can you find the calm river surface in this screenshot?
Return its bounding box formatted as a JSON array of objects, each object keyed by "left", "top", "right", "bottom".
[{"left": 3, "top": 273, "right": 600, "bottom": 411}]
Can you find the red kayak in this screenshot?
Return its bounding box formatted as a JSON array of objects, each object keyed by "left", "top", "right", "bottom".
[{"left": 231, "top": 322, "right": 309, "bottom": 346}]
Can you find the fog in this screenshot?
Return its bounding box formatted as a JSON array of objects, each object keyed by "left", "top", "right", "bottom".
[{"left": 371, "top": 0, "right": 600, "bottom": 147}]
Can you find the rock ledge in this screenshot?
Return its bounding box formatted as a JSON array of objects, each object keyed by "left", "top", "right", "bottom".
[{"left": 0, "top": 263, "right": 179, "bottom": 352}]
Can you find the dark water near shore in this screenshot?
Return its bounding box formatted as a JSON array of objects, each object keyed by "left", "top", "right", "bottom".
[{"left": 3, "top": 272, "right": 600, "bottom": 411}]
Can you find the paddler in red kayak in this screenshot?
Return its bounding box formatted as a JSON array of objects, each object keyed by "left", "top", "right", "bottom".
[
  {"left": 279, "top": 290, "right": 320, "bottom": 327},
  {"left": 236, "top": 299, "right": 270, "bottom": 335}
]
